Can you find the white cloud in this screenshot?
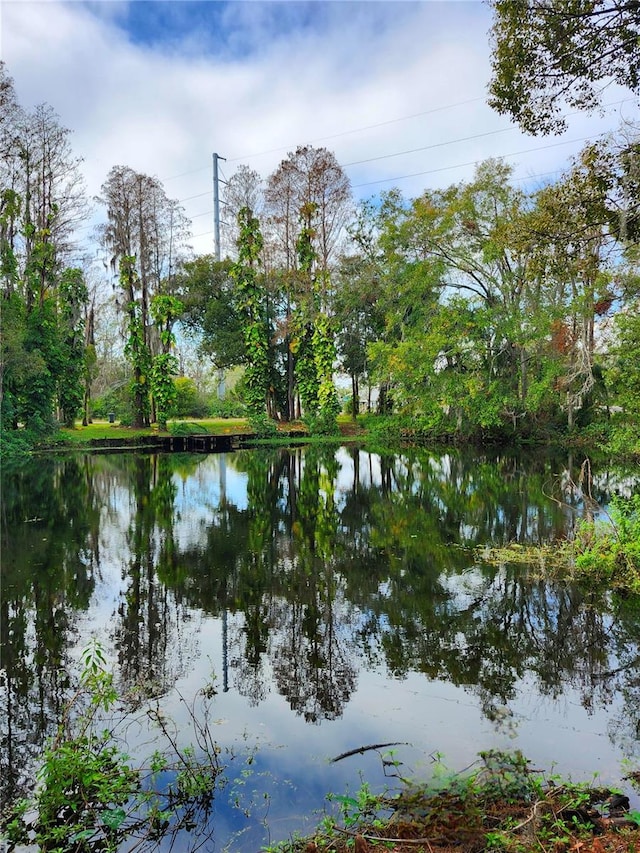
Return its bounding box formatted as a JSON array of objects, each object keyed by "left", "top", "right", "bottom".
[{"left": 3, "top": 0, "right": 638, "bottom": 258}]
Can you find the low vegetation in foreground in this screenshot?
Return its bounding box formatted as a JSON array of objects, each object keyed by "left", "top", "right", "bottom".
[
  {"left": 271, "top": 750, "right": 640, "bottom": 853},
  {"left": 3, "top": 644, "right": 640, "bottom": 853}
]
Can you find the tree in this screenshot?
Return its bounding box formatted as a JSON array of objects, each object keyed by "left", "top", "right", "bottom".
[
  {"left": 221, "top": 165, "right": 264, "bottom": 258},
  {"left": 230, "top": 206, "right": 271, "bottom": 423},
  {"left": 120, "top": 256, "right": 151, "bottom": 428},
  {"left": 333, "top": 252, "right": 385, "bottom": 417},
  {"left": 265, "top": 146, "right": 352, "bottom": 419},
  {"left": 98, "top": 166, "right": 189, "bottom": 426},
  {"left": 520, "top": 144, "right": 618, "bottom": 428},
  {"left": 179, "top": 255, "right": 245, "bottom": 369},
  {"left": 488, "top": 0, "right": 640, "bottom": 135},
  {"left": 0, "top": 64, "right": 90, "bottom": 436},
  {"left": 371, "top": 160, "right": 536, "bottom": 431},
  {"left": 149, "top": 294, "right": 183, "bottom": 429},
  {"left": 58, "top": 268, "right": 88, "bottom": 427}
]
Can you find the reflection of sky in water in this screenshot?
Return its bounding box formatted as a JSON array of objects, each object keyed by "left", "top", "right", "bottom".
[
  {"left": 134, "top": 612, "right": 639, "bottom": 852},
  {"left": 5, "top": 448, "right": 640, "bottom": 852},
  {"left": 80, "top": 453, "right": 640, "bottom": 803}
]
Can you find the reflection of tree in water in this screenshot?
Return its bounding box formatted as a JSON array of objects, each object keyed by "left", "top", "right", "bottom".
[
  {"left": 5, "top": 446, "right": 639, "bottom": 803},
  {"left": 113, "top": 454, "right": 197, "bottom": 697},
  {"left": 224, "top": 448, "right": 358, "bottom": 720},
  {"left": 0, "top": 457, "right": 101, "bottom": 805},
  {"left": 173, "top": 445, "right": 639, "bottom": 735},
  {"left": 267, "top": 448, "right": 357, "bottom": 722},
  {"left": 599, "top": 597, "right": 640, "bottom": 760}
]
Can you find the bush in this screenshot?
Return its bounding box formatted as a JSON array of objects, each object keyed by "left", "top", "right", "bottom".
[
  {"left": 173, "top": 377, "right": 211, "bottom": 418},
  {"left": 0, "top": 427, "right": 36, "bottom": 461},
  {"left": 91, "top": 386, "right": 132, "bottom": 422},
  {"left": 248, "top": 413, "right": 278, "bottom": 437},
  {"left": 304, "top": 412, "right": 340, "bottom": 436},
  {"left": 574, "top": 495, "right": 640, "bottom": 592},
  {"left": 209, "top": 396, "right": 247, "bottom": 418},
  {"left": 168, "top": 421, "right": 210, "bottom": 436}
]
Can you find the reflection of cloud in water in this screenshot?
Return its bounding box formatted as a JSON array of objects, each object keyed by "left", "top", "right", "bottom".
[
  {"left": 4, "top": 448, "right": 640, "bottom": 846},
  {"left": 173, "top": 454, "right": 249, "bottom": 550}
]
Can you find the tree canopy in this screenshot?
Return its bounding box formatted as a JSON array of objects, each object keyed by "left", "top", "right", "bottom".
[{"left": 488, "top": 0, "right": 640, "bottom": 134}]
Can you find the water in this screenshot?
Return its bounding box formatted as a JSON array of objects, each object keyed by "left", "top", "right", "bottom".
[{"left": 2, "top": 445, "right": 639, "bottom": 850}]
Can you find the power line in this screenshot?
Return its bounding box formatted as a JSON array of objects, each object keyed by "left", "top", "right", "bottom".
[
  {"left": 227, "top": 96, "right": 488, "bottom": 163},
  {"left": 161, "top": 93, "right": 488, "bottom": 182},
  {"left": 343, "top": 126, "right": 515, "bottom": 167},
  {"left": 181, "top": 131, "right": 609, "bottom": 227},
  {"left": 350, "top": 132, "right": 603, "bottom": 189}
]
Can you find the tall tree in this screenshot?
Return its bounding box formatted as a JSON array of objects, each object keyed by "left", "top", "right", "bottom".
[
  {"left": 265, "top": 145, "right": 351, "bottom": 421},
  {"left": 230, "top": 206, "right": 271, "bottom": 423},
  {"left": 373, "top": 160, "right": 536, "bottom": 429},
  {"left": 488, "top": 0, "right": 640, "bottom": 135},
  {"left": 149, "top": 293, "right": 183, "bottom": 429},
  {"left": 58, "top": 268, "right": 88, "bottom": 427},
  {"left": 98, "top": 166, "right": 189, "bottom": 425},
  {"left": 179, "top": 256, "right": 244, "bottom": 370},
  {"left": 222, "top": 164, "right": 264, "bottom": 258},
  {"left": 522, "top": 145, "right": 616, "bottom": 427},
  {"left": 0, "top": 63, "right": 90, "bottom": 435}
]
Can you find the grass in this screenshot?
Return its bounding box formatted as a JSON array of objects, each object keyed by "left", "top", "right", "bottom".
[
  {"left": 53, "top": 418, "right": 253, "bottom": 443},
  {"left": 48, "top": 416, "right": 365, "bottom": 447}
]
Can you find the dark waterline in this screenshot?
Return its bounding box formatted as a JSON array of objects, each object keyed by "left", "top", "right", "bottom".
[{"left": 2, "top": 446, "right": 640, "bottom": 850}]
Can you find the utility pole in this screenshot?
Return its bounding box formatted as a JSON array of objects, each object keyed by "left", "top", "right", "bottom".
[{"left": 212, "top": 152, "right": 226, "bottom": 262}]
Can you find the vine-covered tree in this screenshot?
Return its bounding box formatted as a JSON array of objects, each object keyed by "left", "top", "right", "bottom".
[
  {"left": 230, "top": 206, "right": 271, "bottom": 426},
  {"left": 150, "top": 294, "right": 183, "bottom": 429},
  {"left": 264, "top": 146, "right": 351, "bottom": 421},
  {"left": 222, "top": 165, "right": 264, "bottom": 258},
  {"left": 98, "top": 165, "right": 189, "bottom": 426},
  {"left": 0, "top": 63, "right": 90, "bottom": 438}
]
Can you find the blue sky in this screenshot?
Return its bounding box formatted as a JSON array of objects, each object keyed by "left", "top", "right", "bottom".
[
  {"left": 119, "top": 1, "right": 341, "bottom": 53},
  {"left": 3, "top": 1, "right": 638, "bottom": 257}
]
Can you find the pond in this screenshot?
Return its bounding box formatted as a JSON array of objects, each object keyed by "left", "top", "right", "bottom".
[{"left": 2, "top": 445, "right": 640, "bottom": 850}]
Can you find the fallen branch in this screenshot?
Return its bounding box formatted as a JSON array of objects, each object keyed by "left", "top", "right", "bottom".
[{"left": 330, "top": 742, "right": 408, "bottom": 763}]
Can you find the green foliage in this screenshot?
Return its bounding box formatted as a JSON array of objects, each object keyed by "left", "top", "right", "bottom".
[
  {"left": 167, "top": 420, "right": 210, "bottom": 436},
  {"left": 209, "top": 393, "right": 247, "bottom": 419},
  {"left": 173, "top": 377, "right": 205, "bottom": 417},
  {"left": 149, "top": 292, "right": 184, "bottom": 425},
  {"left": 488, "top": 1, "right": 640, "bottom": 134},
  {"left": 248, "top": 411, "right": 278, "bottom": 437},
  {"left": 150, "top": 352, "right": 179, "bottom": 429},
  {"left": 121, "top": 257, "right": 152, "bottom": 428},
  {"left": 1, "top": 640, "right": 224, "bottom": 853},
  {"left": 150, "top": 294, "right": 183, "bottom": 350},
  {"left": 605, "top": 303, "right": 640, "bottom": 420},
  {"left": 574, "top": 495, "right": 640, "bottom": 592},
  {"left": 21, "top": 297, "right": 64, "bottom": 433},
  {"left": 58, "top": 268, "right": 88, "bottom": 427},
  {"left": 231, "top": 207, "right": 271, "bottom": 419},
  {"left": 293, "top": 326, "right": 320, "bottom": 419},
  {"left": 91, "top": 385, "right": 133, "bottom": 423},
  {"left": 179, "top": 256, "right": 245, "bottom": 370},
  {"left": 313, "top": 312, "right": 340, "bottom": 426}
]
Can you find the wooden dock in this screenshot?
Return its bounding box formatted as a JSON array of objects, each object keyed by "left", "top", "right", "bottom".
[{"left": 87, "top": 434, "right": 244, "bottom": 453}]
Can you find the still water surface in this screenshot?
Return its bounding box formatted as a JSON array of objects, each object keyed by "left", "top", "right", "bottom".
[{"left": 2, "top": 446, "right": 640, "bottom": 849}]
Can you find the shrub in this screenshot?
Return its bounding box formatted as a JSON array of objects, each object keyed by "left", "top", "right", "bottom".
[
  {"left": 575, "top": 495, "right": 640, "bottom": 592},
  {"left": 209, "top": 396, "right": 247, "bottom": 418}
]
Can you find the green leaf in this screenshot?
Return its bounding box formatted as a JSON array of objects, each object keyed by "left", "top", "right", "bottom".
[{"left": 101, "top": 807, "right": 127, "bottom": 830}]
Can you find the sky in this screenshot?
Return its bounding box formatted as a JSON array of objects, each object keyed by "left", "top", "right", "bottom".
[{"left": 3, "top": 0, "right": 639, "bottom": 260}]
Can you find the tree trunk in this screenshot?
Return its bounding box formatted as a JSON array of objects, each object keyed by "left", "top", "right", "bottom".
[{"left": 351, "top": 372, "right": 358, "bottom": 420}]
